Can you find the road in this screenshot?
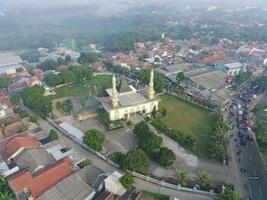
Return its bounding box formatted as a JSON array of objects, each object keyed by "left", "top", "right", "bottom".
[
  {"left": 19, "top": 101, "right": 211, "bottom": 200},
  {"left": 228, "top": 82, "right": 267, "bottom": 200}
]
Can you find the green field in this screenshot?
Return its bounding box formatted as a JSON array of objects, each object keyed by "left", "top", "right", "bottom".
[
  {"left": 54, "top": 75, "right": 112, "bottom": 98},
  {"left": 160, "top": 94, "right": 213, "bottom": 156}
]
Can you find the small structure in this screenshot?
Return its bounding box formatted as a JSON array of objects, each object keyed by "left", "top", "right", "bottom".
[
  {"left": 59, "top": 121, "right": 84, "bottom": 142},
  {"left": 100, "top": 70, "right": 160, "bottom": 121},
  {"left": 104, "top": 171, "right": 126, "bottom": 196}
]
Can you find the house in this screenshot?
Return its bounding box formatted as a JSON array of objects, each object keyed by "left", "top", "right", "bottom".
[
  {"left": 2, "top": 136, "right": 39, "bottom": 161},
  {"left": 224, "top": 62, "right": 244, "bottom": 76},
  {"left": 8, "top": 81, "right": 27, "bottom": 92},
  {"left": 26, "top": 76, "right": 42, "bottom": 87},
  {"left": 9, "top": 158, "right": 73, "bottom": 199},
  {"left": 155, "top": 63, "right": 190, "bottom": 77},
  {"left": 13, "top": 148, "right": 56, "bottom": 173},
  {"left": 135, "top": 192, "right": 155, "bottom": 200},
  {"left": 36, "top": 173, "right": 96, "bottom": 200},
  {"left": 33, "top": 68, "right": 45, "bottom": 79}
]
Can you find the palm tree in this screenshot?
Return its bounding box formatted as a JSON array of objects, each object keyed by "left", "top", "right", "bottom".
[
  {"left": 197, "top": 171, "right": 213, "bottom": 188},
  {"left": 177, "top": 169, "right": 189, "bottom": 186}
]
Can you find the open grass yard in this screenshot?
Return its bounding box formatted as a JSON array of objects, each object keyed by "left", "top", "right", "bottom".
[
  {"left": 54, "top": 75, "right": 112, "bottom": 98},
  {"left": 159, "top": 94, "right": 213, "bottom": 157}
]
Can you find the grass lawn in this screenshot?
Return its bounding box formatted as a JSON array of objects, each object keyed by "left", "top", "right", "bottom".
[
  {"left": 159, "top": 94, "right": 213, "bottom": 157},
  {"left": 54, "top": 75, "right": 112, "bottom": 98}
]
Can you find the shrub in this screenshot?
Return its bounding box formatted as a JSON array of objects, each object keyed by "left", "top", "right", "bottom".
[
  {"left": 83, "top": 129, "right": 106, "bottom": 151},
  {"left": 29, "top": 115, "right": 38, "bottom": 123},
  {"left": 49, "top": 129, "right": 59, "bottom": 141},
  {"left": 119, "top": 174, "right": 135, "bottom": 190}
]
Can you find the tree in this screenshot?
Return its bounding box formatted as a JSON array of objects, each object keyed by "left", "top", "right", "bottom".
[
  {"left": 20, "top": 50, "right": 42, "bottom": 63},
  {"left": 125, "top": 149, "right": 149, "bottom": 171},
  {"left": 119, "top": 174, "right": 135, "bottom": 190},
  {"left": 0, "top": 175, "right": 15, "bottom": 200},
  {"left": 139, "top": 69, "right": 165, "bottom": 92},
  {"left": 83, "top": 129, "right": 106, "bottom": 151},
  {"left": 197, "top": 171, "right": 213, "bottom": 188},
  {"left": 44, "top": 73, "right": 62, "bottom": 87},
  {"left": 177, "top": 169, "right": 189, "bottom": 186},
  {"left": 176, "top": 72, "right": 186, "bottom": 85},
  {"left": 157, "top": 147, "right": 176, "bottom": 167},
  {"left": 69, "top": 65, "right": 93, "bottom": 81},
  {"left": 49, "top": 129, "right": 58, "bottom": 141},
  {"left": 0, "top": 76, "right": 11, "bottom": 89},
  {"left": 134, "top": 122, "right": 162, "bottom": 153},
  {"left": 9, "top": 93, "right": 19, "bottom": 104},
  {"left": 65, "top": 55, "right": 72, "bottom": 64},
  {"left": 21, "top": 86, "right": 52, "bottom": 117},
  {"left": 61, "top": 70, "right": 76, "bottom": 83},
  {"left": 29, "top": 115, "right": 38, "bottom": 123},
  {"left": 57, "top": 57, "right": 66, "bottom": 66},
  {"left": 37, "top": 59, "right": 57, "bottom": 71},
  {"left": 78, "top": 52, "right": 101, "bottom": 65},
  {"left": 111, "top": 152, "right": 127, "bottom": 170},
  {"left": 216, "top": 188, "right": 246, "bottom": 200}
]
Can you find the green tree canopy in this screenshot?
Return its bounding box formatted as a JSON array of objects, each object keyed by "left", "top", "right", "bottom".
[
  {"left": 119, "top": 174, "right": 135, "bottom": 190},
  {"left": 197, "top": 171, "right": 213, "bottom": 188},
  {"left": 78, "top": 52, "right": 101, "bottom": 65},
  {"left": 0, "top": 76, "right": 12, "bottom": 89},
  {"left": 177, "top": 169, "right": 189, "bottom": 186},
  {"left": 157, "top": 147, "right": 176, "bottom": 167},
  {"left": 139, "top": 69, "right": 165, "bottom": 92},
  {"left": 61, "top": 70, "right": 76, "bottom": 83},
  {"left": 83, "top": 129, "right": 106, "bottom": 151},
  {"left": 216, "top": 188, "right": 246, "bottom": 200},
  {"left": 37, "top": 59, "right": 58, "bottom": 71},
  {"left": 49, "top": 129, "right": 58, "bottom": 141},
  {"left": 125, "top": 149, "right": 149, "bottom": 171},
  {"left": 44, "top": 73, "right": 63, "bottom": 87}
]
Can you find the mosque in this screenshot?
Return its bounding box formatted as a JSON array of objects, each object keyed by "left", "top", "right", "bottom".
[{"left": 100, "top": 70, "right": 160, "bottom": 121}]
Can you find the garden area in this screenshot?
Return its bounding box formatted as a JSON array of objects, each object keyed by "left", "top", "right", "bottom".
[
  {"left": 54, "top": 75, "right": 112, "bottom": 99},
  {"left": 158, "top": 94, "right": 213, "bottom": 157}
]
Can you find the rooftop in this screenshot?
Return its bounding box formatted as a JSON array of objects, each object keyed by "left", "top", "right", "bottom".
[
  {"left": 2, "top": 136, "right": 39, "bottom": 160},
  {"left": 0, "top": 53, "right": 22, "bottom": 68},
  {"left": 224, "top": 62, "right": 243, "bottom": 69},
  {"left": 14, "top": 148, "right": 56, "bottom": 173},
  {"left": 9, "top": 158, "right": 73, "bottom": 198},
  {"left": 37, "top": 173, "right": 95, "bottom": 200}
]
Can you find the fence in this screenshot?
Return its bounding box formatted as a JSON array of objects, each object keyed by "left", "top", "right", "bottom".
[{"left": 46, "top": 118, "right": 216, "bottom": 197}]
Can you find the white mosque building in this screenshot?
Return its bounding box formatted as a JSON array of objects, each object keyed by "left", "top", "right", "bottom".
[{"left": 100, "top": 70, "right": 160, "bottom": 121}]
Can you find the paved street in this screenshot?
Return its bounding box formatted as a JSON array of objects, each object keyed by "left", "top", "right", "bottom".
[{"left": 228, "top": 82, "right": 267, "bottom": 200}]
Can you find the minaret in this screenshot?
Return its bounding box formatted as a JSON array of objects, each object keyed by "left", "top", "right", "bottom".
[
  {"left": 147, "top": 69, "right": 155, "bottom": 100},
  {"left": 112, "top": 75, "right": 119, "bottom": 108}
]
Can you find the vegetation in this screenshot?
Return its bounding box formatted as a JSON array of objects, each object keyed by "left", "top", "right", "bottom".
[
  {"left": 111, "top": 152, "right": 127, "bottom": 170},
  {"left": 157, "top": 147, "right": 176, "bottom": 167},
  {"left": 13, "top": 107, "right": 29, "bottom": 118},
  {"left": 44, "top": 65, "right": 93, "bottom": 87},
  {"left": 119, "top": 174, "right": 135, "bottom": 190},
  {"left": 197, "top": 171, "right": 213, "bottom": 189},
  {"left": 29, "top": 115, "right": 38, "bottom": 123},
  {"left": 20, "top": 50, "right": 42, "bottom": 63},
  {"left": 176, "top": 72, "right": 186, "bottom": 85},
  {"left": 56, "top": 100, "right": 72, "bottom": 115},
  {"left": 37, "top": 59, "right": 58, "bottom": 71},
  {"left": 177, "top": 169, "right": 189, "bottom": 186},
  {"left": 103, "top": 61, "right": 130, "bottom": 75},
  {"left": 78, "top": 52, "right": 101, "bottom": 65},
  {"left": 125, "top": 149, "right": 149, "bottom": 171},
  {"left": 141, "top": 191, "right": 169, "bottom": 200},
  {"left": 207, "top": 111, "right": 229, "bottom": 162},
  {"left": 0, "top": 175, "right": 15, "bottom": 200},
  {"left": 216, "top": 188, "right": 246, "bottom": 200},
  {"left": 139, "top": 69, "right": 165, "bottom": 92},
  {"left": 154, "top": 94, "right": 212, "bottom": 157},
  {"left": 78, "top": 159, "right": 91, "bottom": 168},
  {"left": 252, "top": 103, "right": 267, "bottom": 166},
  {"left": 0, "top": 76, "right": 12, "bottom": 89},
  {"left": 9, "top": 93, "right": 19, "bottom": 104},
  {"left": 134, "top": 121, "right": 163, "bottom": 153},
  {"left": 83, "top": 129, "right": 106, "bottom": 151},
  {"left": 49, "top": 129, "right": 59, "bottom": 141},
  {"left": 233, "top": 71, "right": 252, "bottom": 88},
  {"left": 21, "top": 86, "right": 52, "bottom": 117},
  {"left": 54, "top": 75, "right": 112, "bottom": 98}
]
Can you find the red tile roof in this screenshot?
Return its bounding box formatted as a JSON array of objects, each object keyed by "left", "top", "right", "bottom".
[
  {"left": 2, "top": 136, "right": 39, "bottom": 160},
  {"left": 10, "top": 158, "right": 73, "bottom": 198},
  {"left": 26, "top": 76, "right": 41, "bottom": 87}
]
